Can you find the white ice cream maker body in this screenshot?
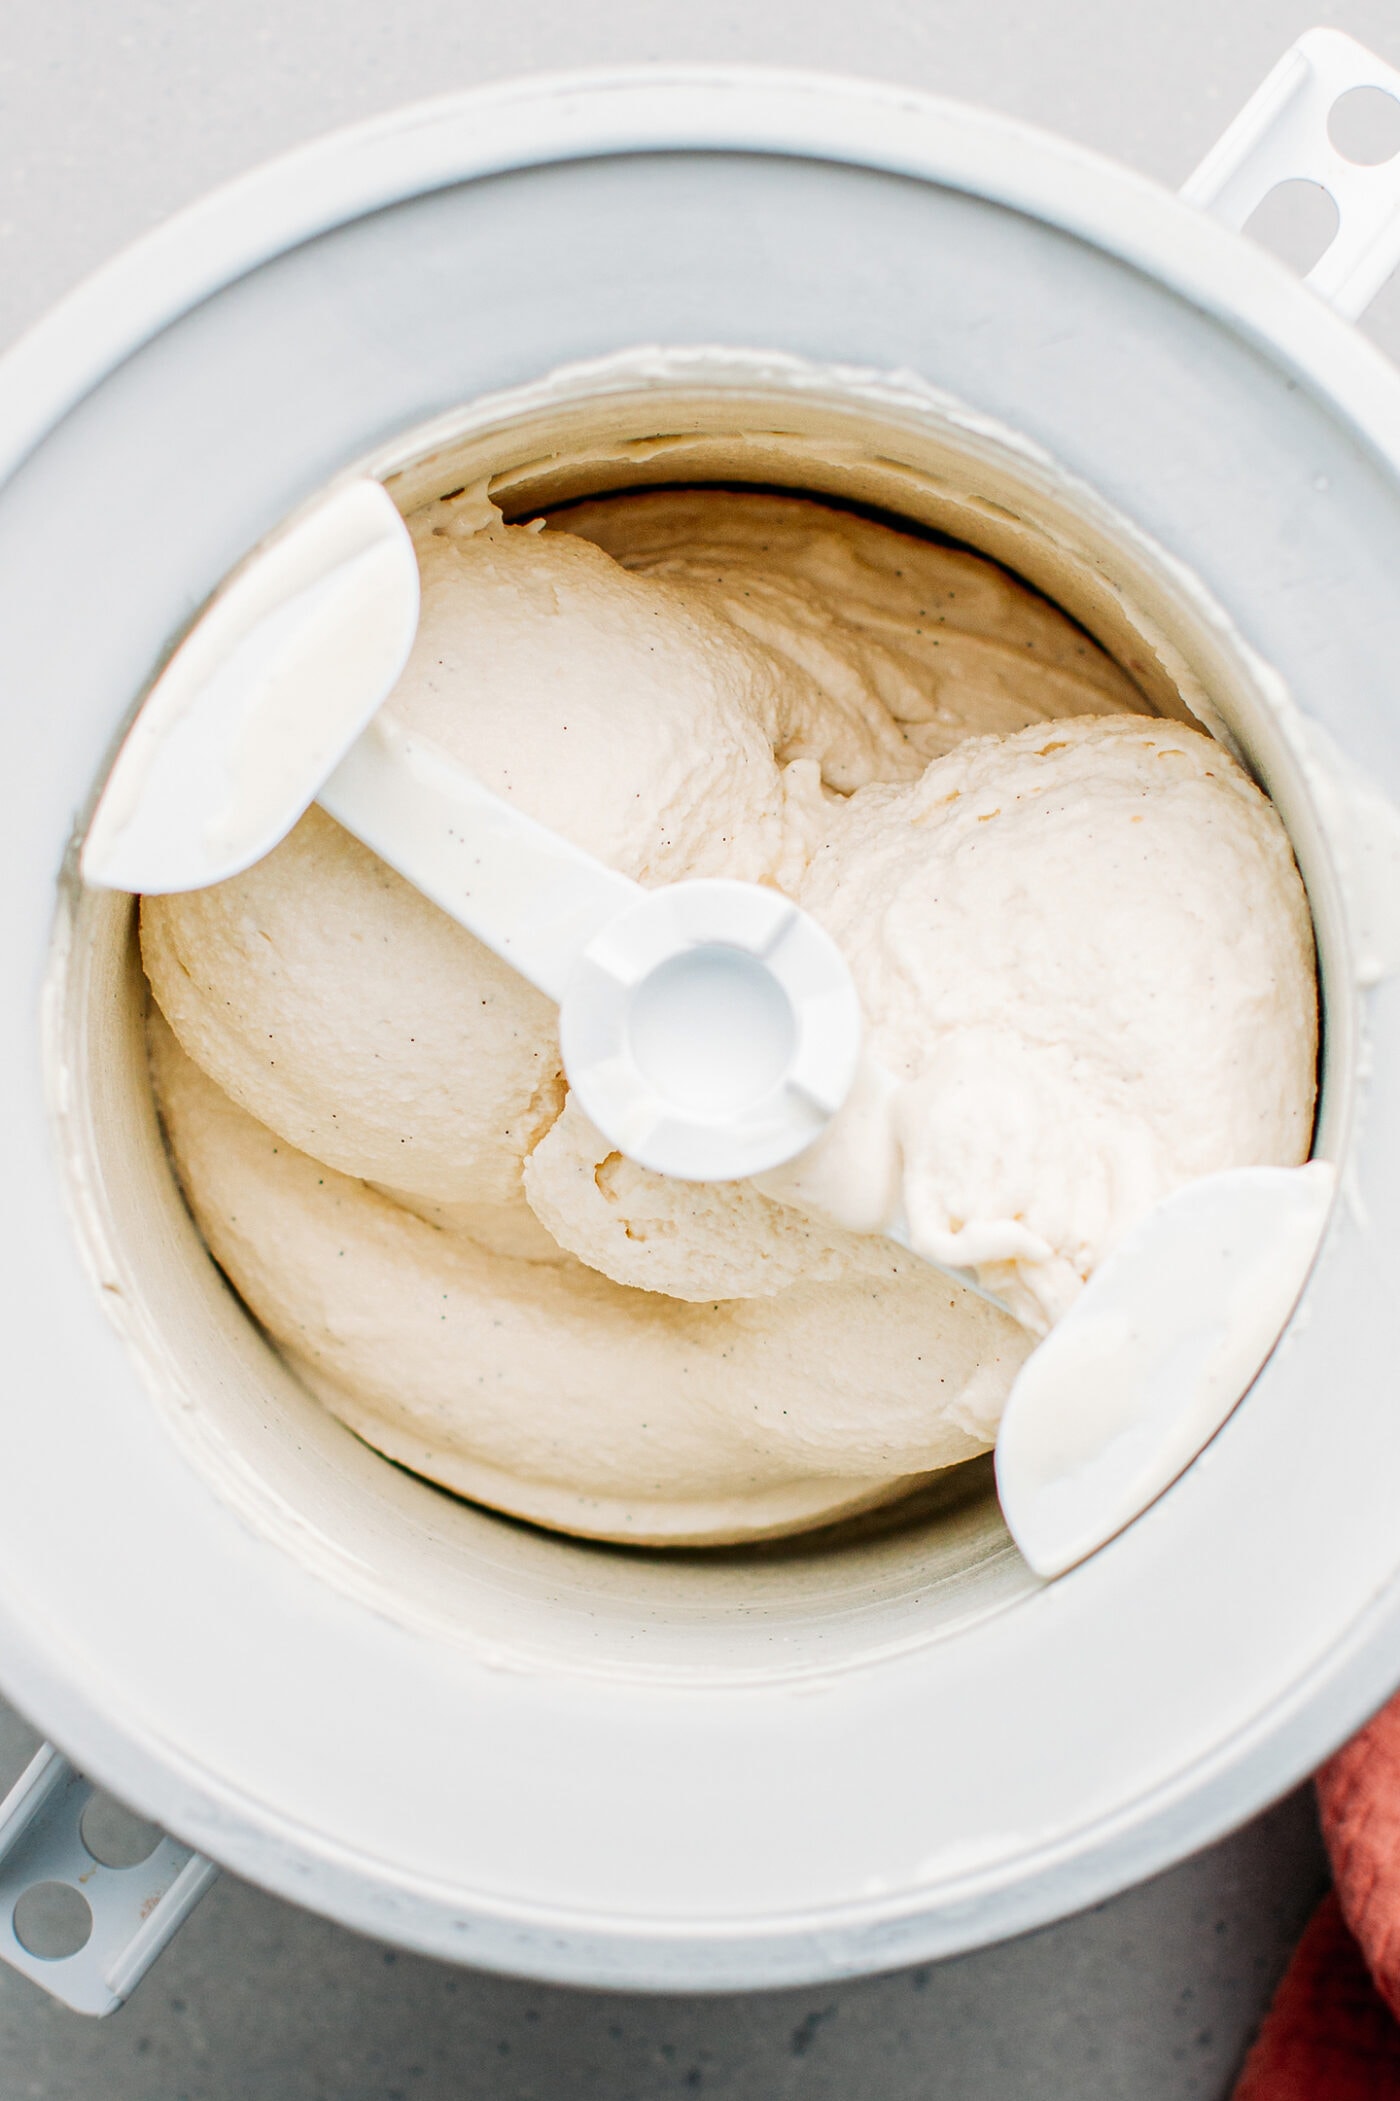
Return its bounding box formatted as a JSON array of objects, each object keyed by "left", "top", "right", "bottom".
[{"left": 2, "top": 26, "right": 1400, "bottom": 2014}]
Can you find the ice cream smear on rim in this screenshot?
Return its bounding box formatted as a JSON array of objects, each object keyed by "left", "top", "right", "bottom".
[{"left": 98, "top": 479, "right": 1322, "bottom": 1565}]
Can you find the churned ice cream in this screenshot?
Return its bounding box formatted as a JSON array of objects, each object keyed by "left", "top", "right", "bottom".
[{"left": 140, "top": 487, "right": 1318, "bottom": 1544}]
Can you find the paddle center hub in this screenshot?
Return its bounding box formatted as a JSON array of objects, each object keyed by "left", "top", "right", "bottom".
[{"left": 558, "top": 877, "right": 863, "bottom": 1182}]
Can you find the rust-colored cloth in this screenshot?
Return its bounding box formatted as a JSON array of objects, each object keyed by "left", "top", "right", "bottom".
[
  {"left": 1320, "top": 1697, "right": 1400, "bottom": 2021},
  {"left": 1233, "top": 1894, "right": 1400, "bottom": 2098},
  {"left": 1232, "top": 1693, "right": 1400, "bottom": 2098}
]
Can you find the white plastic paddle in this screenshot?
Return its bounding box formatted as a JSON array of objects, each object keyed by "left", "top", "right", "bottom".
[
  {"left": 81, "top": 476, "right": 1333, "bottom": 1574},
  {"left": 82, "top": 479, "right": 863, "bottom": 1185},
  {"left": 995, "top": 1160, "right": 1335, "bottom": 1575}
]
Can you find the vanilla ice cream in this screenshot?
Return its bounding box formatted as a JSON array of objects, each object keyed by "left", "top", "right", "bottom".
[{"left": 140, "top": 487, "right": 1317, "bottom": 1544}]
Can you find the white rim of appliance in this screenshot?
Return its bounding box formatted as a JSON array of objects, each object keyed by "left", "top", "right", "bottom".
[{"left": 2, "top": 66, "right": 1400, "bottom": 1991}]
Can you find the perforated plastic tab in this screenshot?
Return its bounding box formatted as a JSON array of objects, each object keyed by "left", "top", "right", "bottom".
[
  {"left": 0, "top": 1744, "right": 217, "bottom": 2016},
  {"left": 1182, "top": 27, "right": 1400, "bottom": 318}
]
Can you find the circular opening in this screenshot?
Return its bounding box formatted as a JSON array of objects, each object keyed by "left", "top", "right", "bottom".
[
  {"left": 628, "top": 944, "right": 797, "bottom": 1116},
  {"left": 80, "top": 1791, "right": 162, "bottom": 1869},
  {"left": 12, "top": 1883, "right": 93, "bottom": 1962},
  {"left": 1243, "top": 177, "right": 1340, "bottom": 276},
  {"left": 53, "top": 354, "right": 1343, "bottom": 1687},
  {"left": 1328, "top": 84, "right": 1400, "bottom": 165}
]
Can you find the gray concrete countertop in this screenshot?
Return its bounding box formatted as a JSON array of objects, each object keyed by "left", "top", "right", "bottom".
[{"left": 0, "top": 2, "right": 1387, "bottom": 2092}]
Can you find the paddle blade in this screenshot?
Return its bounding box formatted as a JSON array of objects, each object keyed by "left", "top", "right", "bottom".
[
  {"left": 995, "top": 1161, "right": 1335, "bottom": 1578},
  {"left": 81, "top": 478, "right": 420, "bottom": 894}
]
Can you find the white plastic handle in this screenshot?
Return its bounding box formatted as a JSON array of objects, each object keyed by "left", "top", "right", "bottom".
[
  {"left": 320, "top": 714, "right": 641, "bottom": 1006},
  {"left": 1182, "top": 26, "right": 1400, "bottom": 318},
  {"left": 324, "top": 729, "right": 865, "bottom": 1183}
]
